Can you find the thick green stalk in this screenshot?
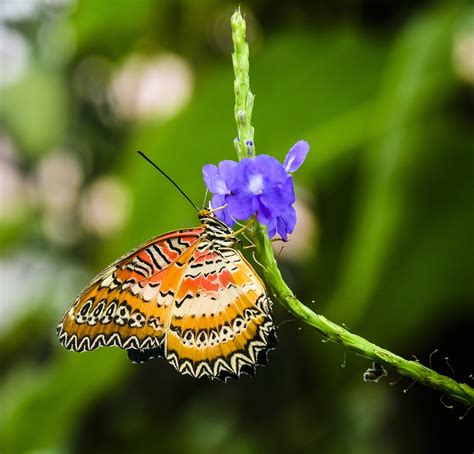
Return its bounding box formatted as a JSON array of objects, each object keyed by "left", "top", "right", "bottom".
[
  {"left": 231, "top": 7, "right": 255, "bottom": 159},
  {"left": 230, "top": 8, "right": 474, "bottom": 407},
  {"left": 254, "top": 224, "right": 474, "bottom": 407}
]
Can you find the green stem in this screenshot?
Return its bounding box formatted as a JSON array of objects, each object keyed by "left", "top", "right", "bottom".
[
  {"left": 255, "top": 225, "right": 474, "bottom": 407},
  {"left": 232, "top": 7, "right": 255, "bottom": 159},
  {"left": 230, "top": 8, "right": 474, "bottom": 407}
]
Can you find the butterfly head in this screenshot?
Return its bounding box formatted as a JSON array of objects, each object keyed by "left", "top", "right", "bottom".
[{"left": 198, "top": 209, "right": 238, "bottom": 247}]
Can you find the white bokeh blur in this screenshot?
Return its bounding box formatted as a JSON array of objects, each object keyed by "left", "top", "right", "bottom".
[
  {"left": 108, "top": 54, "right": 193, "bottom": 121},
  {"left": 79, "top": 176, "right": 131, "bottom": 238},
  {"left": 0, "top": 250, "right": 87, "bottom": 338},
  {"left": 0, "top": 25, "right": 30, "bottom": 87},
  {"left": 34, "top": 150, "right": 84, "bottom": 213},
  {"left": 452, "top": 32, "right": 474, "bottom": 84},
  {"left": 273, "top": 188, "right": 317, "bottom": 263}
]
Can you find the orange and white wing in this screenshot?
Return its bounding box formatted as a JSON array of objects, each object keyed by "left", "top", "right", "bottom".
[
  {"left": 56, "top": 229, "right": 203, "bottom": 357},
  {"left": 164, "top": 245, "right": 276, "bottom": 381}
]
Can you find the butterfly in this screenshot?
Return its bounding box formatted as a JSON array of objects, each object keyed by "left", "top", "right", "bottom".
[{"left": 57, "top": 209, "right": 276, "bottom": 381}]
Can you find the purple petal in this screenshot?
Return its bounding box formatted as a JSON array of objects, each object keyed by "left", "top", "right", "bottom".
[
  {"left": 266, "top": 216, "right": 277, "bottom": 238},
  {"left": 287, "top": 176, "right": 296, "bottom": 203},
  {"left": 227, "top": 155, "right": 287, "bottom": 192},
  {"left": 253, "top": 155, "right": 288, "bottom": 185},
  {"left": 211, "top": 194, "right": 235, "bottom": 226},
  {"left": 202, "top": 160, "right": 237, "bottom": 195},
  {"left": 255, "top": 197, "right": 273, "bottom": 224},
  {"left": 226, "top": 191, "right": 258, "bottom": 220},
  {"left": 209, "top": 193, "right": 226, "bottom": 211},
  {"left": 217, "top": 159, "right": 238, "bottom": 177},
  {"left": 203, "top": 165, "right": 226, "bottom": 195},
  {"left": 259, "top": 182, "right": 294, "bottom": 215},
  {"left": 226, "top": 158, "right": 253, "bottom": 191},
  {"left": 284, "top": 140, "right": 309, "bottom": 173},
  {"left": 202, "top": 164, "right": 219, "bottom": 192},
  {"left": 276, "top": 205, "right": 297, "bottom": 240}
]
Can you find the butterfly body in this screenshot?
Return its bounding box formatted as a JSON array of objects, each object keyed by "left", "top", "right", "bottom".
[{"left": 57, "top": 211, "right": 276, "bottom": 381}]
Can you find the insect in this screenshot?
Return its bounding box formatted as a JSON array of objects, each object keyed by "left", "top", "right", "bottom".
[{"left": 57, "top": 153, "right": 276, "bottom": 381}]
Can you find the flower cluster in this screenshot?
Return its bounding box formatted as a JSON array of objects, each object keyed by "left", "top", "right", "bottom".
[{"left": 202, "top": 140, "right": 309, "bottom": 240}]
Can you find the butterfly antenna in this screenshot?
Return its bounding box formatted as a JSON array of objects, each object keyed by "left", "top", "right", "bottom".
[{"left": 137, "top": 151, "right": 200, "bottom": 212}]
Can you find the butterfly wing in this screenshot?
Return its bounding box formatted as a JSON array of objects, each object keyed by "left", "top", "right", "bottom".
[
  {"left": 57, "top": 226, "right": 276, "bottom": 380},
  {"left": 57, "top": 228, "right": 203, "bottom": 355},
  {"left": 163, "top": 243, "right": 276, "bottom": 381}
]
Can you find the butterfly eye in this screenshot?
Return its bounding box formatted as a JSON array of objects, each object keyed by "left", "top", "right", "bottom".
[
  {"left": 74, "top": 300, "right": 94, "bottom": 324},
  {"left": 93, "top": 300, "right": 106, "bottom": 317},
  {"left": 197, "top": 331, "right": 208, "bottom": 348},
  {"left": 183, "top": 330, "right": 195, "bottom": 346},
  {"left": 114, "top": 303, "right": 131, "bottom": 326},
  {"left": 80, "top": 300, "right": 93, "bottom": 316},
  {"left": 233, "top": 317, "right": 245, "bottom": 334},
  {"left": 128, "top": 311, "right": 146, "bottom": 328},
  {"left": 99, "top": 301, "right": 118, "bottom": 324},
  {"left": 219, "top": 325, "right": 234, "bottom": 342},
  {"left": 209, "top": 330, "right": 219, "bottom": 346},
  {"left": 105, "top": 301, "right": 117, "bottom": 316}
]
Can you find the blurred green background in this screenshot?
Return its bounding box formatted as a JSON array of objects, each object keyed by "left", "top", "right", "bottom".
[{"left": 1, "top": 0, "right": 473, "bottom": 453}]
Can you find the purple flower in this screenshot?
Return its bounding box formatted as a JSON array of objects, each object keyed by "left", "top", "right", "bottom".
[
  {"left": 202, "top": 140, "right": 309, "bottom": 240},
  {"left": 284, "top": 140, "right": 309, "bottom": 173},
  {"left": 202, "top": 160, "right": 237, "bottom": 226}
]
